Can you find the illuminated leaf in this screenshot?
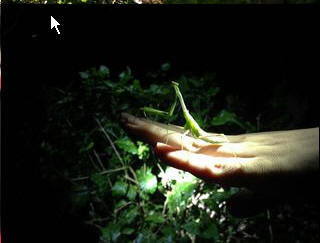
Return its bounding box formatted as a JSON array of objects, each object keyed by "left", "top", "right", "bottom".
[
  {"left": 166, "top": 181, "right": 197, "bottom": 215},
  {"left": 137, "top": 141, "right": 150, "bottom": 160},
  {"left": 115, "top": 137, "right": 138, "bottom": 155},
  {"left": 136, "top": 167, "right": 157, "bottom": 194}
]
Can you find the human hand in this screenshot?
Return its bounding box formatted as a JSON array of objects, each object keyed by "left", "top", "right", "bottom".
[{"left": 120, "top": 113, "right": 319, "bottom": 216}]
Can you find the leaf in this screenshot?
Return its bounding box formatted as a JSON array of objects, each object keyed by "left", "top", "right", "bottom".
[
  {"left": 112, "top": 180, "right": 128, "bottom": 197},
  {"left": 137, "top": 141, "right": 150, "bottom": 160},
  {"left": 121, "top": 206, "right": 139, "bottom": 224},
  {"left": 71, "top": 185, "right": 89, "bottom": 210},
  {"left": 160, "top": 227, "right": 175, "bottom": 243},
  {"left": 184, "top": 219, "right": 219, "bottom": 240},
  {"left": 161, "top": 63, "right": 171, "bottom": 72},
  {"left": 122, "top": 227, "right": 135, "bottom": 235},
  {"left": 119, "top": 67, "right": 132, "bottom": 84},
  {"left": 136, "top": 167, "right": 157, "bottom": 194},
  {"left": 158, "top": 167, "right": 196, "bottom": 187},
  {"left": 101, "top": 222, "right": 121, "bottom": 242},
  {"left": 115, "top": 199, "right": 128, "bottom": 209},
  {"left": 115, "top": 137, "right": 138, "bottom": 155},
  {"left": 210, "top": 189, "right": 230, "bottom": 202},
  {"left": 184, "top": 221, "right": 200, "bottom": 235},
  {"left": 104, "top": 80, "right": 117, "bottom": 89},
  {"left": 91, "top": 173, "right": 109, "bottom": 198},
  {"left": 134, "top": 233, "right": 144, "bottom": 243},
  {"left": 211, "top": 110, "right": 256, "bottom": 132},
  {"left": 98, "top": 65, "right": 110, "bottom": 78},
  {"left": 146, "top": 211, "right": 165, "bottom": 224},
  {"left": 86, "top": 141, "right": 94, "bottom": 151},
  {"left": 132, "top": 79, "right": 143, "bottom": 92},
  {"left": 148, "top": 84, "right": 170, "bottom": 96},
  {"left": 127, "top": 185, "right": 137, "bottom": 200},
  {"left": 188, "top": 77, "right": 204, "bottom": 88},
  {"left": 166, "top": 181, "right": 197, "bottom": 215},
  {"left": 134, "top": 231, "right": 157, "bottom": 243},
  {"left": 211, "top": 109, "right": 236, "bottom": 126},
  {"left": 79, "top": 71, "right": 89, "bottom": 79},
  {"left": 207, "top": 86, "right": 220, "bottom": 97},
  {"left": 201, "top": 222, "right": 219, "bottom": 240}
]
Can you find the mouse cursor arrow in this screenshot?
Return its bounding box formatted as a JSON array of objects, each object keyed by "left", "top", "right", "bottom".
[{"left": 51, "top": 16, "right": 60, "bottom": 35}]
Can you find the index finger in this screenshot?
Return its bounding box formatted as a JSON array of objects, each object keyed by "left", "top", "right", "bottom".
[{"left": 121, "top": 113, "right": 199, "bottom": 152}]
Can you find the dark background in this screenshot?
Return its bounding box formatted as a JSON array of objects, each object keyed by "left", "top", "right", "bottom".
[{"left": 2, "top": 4, "right": 319, "bottom": 242}]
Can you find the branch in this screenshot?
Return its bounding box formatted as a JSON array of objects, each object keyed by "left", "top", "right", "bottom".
[
  {"left": 71, "top": 167, "right": 127, "bottom": 182},
  {"left": 95, "top": 118, "right": 125, "bottom": 166}
]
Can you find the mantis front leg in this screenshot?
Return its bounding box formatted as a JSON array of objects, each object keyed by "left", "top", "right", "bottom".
[
  {"left": 141, "top": 92, "right": 178, "bottom": 145},
  {"left": 141, "top": 81, "right": 229, "bottom": 147}
]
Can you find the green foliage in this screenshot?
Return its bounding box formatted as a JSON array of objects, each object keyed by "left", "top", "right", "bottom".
[
  {"left": 136, "top": 166, "right": 158, "bottom": 194},
  {"left": 211, "top": 109, "right": 256, "bottom": 132},
  {"left": 112, "top": 179, "right": 129, "bottom": 197},
  {"left": 161, "top": 167, "right": 198, "bottom": 216},
  {"left": 92, "top": 173, "right": 110, "bottom": 198},
  {"left": 184, "top": 218, "right": 219, "bottom": 241},
  {"left": 167, "top": 180, "right": 198, "bottom": 215},
  {"left": 115, "top": 137, "right": 138, "bottom": 155},
  {"left": 42, "top": 63, "right": 266, "bottom": 242}
]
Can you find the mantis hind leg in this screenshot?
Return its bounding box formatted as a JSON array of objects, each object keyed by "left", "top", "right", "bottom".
[
  {"left": 181, "top": 129, "right": 190, "bottom": 151},
  {"left": 165, "top": 125, "right": 171, "bottom": 145},
  {"left": 198, "top": 132, "right": 230, "bottom": 143},
  {"left": 163, "top": 129, "right": 178, "bottom": 146},
  {"left": 181, "top": 129, "right": 191, "bottom": 164},
  {"left": 198, "top": 133, "right": 237, "bottom": 158}
]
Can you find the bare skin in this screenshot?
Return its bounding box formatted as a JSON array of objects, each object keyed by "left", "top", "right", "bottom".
[{"left": 120, "top": 112, "right": 319, "bottom": 216}]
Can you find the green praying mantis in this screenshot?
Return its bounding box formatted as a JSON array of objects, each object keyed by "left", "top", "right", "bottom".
[{"left": 141, "top": 81, "right": 229, "bottom": 146}]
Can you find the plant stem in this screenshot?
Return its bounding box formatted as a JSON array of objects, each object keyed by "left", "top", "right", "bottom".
[
  {"left": 93, "top": 149, "right": 106, "bottom": 170},
  {"left": 71, "top": 166, "right": 128, "bottom": 181},
  {"left": 95, "top": 117, "right": 128, "bottom": 177},
  {"left": 267, "top": 209, "right": 274, "bottom": 243}
]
